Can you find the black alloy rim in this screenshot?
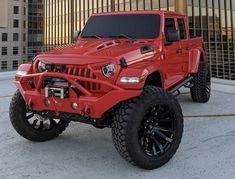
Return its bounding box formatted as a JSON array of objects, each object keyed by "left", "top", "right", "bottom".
[
  {"left": 26, "top": 111, "right": 59, "bottom": 131},
  {"left": 206, "top": 70, "right": 211, "bottom": 97},
  {"left": 138, "top": 105, "right": 176, "bottom": 157}
]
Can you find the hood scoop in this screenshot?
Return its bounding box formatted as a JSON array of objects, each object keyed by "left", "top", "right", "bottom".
[
  {"left": 96, "top": 40, "right": 121, "bottom": 50},
  {"left": 140, "top": 45, "right": 154, "bottom": 54}
]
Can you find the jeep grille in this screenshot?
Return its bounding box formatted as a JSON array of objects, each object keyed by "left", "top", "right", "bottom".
[{"left": 64, "top": 67, "right": 101, "bottom": 91}]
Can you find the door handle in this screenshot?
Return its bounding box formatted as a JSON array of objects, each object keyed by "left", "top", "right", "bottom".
[
  {"left": 186, "top": 47, "right": 191, "bottom": 51},
  {"left": 176, "top": 49, "right": 182, "bottom": 54}
]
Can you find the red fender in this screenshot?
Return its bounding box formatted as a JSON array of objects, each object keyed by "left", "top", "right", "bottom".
[{"left": 188, "top": 47, "right": 206, "bottom": 73}]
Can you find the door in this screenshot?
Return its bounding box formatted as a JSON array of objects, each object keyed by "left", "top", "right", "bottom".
[
  {"left": 177, "top": 18, "right": 190, "bottom": 76},
  {"left": 162, "top": 17, "right": 184, "bottom": 89}
]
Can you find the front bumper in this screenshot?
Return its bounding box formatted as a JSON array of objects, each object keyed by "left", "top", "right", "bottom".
[{"left": 15, "top": 71, "right": 141, "bottom": 119}]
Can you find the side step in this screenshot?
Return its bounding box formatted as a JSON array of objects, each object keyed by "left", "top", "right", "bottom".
[{"left": 168, "top": 76, "right": 194, "bottom": 94}]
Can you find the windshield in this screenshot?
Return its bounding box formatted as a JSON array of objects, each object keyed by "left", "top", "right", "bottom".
[{"left": 81, "top": 14, "right": 160, "bottom": 39}]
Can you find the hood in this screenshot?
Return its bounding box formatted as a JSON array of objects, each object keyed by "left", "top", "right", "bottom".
[{"left": 37, "top": 39, "right": 161, "bottom": 65}]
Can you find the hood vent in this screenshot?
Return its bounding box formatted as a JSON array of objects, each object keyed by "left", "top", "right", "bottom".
[
  {"left": 141, "top": 45, "right": 154, "bottom": 54},
  {"left": 96, "top": 40, "right": 121, "bottom": 50},
  {"left": 106, "top": 42, "right": 114, "bottom": 46},
  {"left": 97, "top": 44, "right": 105, "bottom": 50}
]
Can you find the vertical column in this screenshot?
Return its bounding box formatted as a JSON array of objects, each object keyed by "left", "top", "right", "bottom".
[
  {"left": 0, "top": 0, "right": 8, "bottom": 28},
  {"left": 175, "top": 0, "right": 187, "bottom": 14},
  {"left": 111, "top": 0, "right": 115, "bottom": 11}
]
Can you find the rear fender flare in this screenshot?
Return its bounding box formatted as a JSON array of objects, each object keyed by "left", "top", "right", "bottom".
[{"left": 188, "top": 47, "right": 206, "bottom": 73}]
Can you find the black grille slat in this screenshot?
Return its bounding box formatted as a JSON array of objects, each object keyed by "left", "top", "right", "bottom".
[{"left": 64, "top": 66, "right": 100, "bottom": 91}]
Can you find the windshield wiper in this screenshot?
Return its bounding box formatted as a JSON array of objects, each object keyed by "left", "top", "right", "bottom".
[
  {"left": 109, "top": 34, "right": 135, "bottom": 41},
  {"left": 82, "top": 35, "right": 102, "bottom": 39}
]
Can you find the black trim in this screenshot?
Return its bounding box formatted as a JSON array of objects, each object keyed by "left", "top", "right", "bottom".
[
  {"left": 120, "top": 57, "right": 128, "bottom": 68},
  {"left": 140, "top": 45, "right": 154, "bottom": 54}
]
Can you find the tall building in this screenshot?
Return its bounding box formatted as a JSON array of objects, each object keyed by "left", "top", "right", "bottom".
[
  {"left": 44, "top": 0, "right": 235, "bottom": 80},
  {"left": 0, "top": 0, "right": 28, "bottom": 71},
  {"left": 28, "top": 0, "right": 44, "bottom": 60}
]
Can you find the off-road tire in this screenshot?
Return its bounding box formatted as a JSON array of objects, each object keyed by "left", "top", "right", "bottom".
[
  {"left": 190, "top": 61, "right": 211, "bottom": 103},
  {"left": 111, "top": 86, "right": 183, "bottom": 169},
  {"left": 9, "top": 90, "right": 70, "bottom": 142}
]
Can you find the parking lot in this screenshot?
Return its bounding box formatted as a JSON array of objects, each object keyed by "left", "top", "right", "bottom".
[{"left": 1, "top": 77, "right": 235, "bottom": 179}]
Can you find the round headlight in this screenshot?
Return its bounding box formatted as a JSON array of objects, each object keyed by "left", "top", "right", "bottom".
[
  {"left": 38, "top": 61, "right": 46, "bottom": 72},
  {"left": 101, "top": 64, "right": 116, "bottom": 78}
]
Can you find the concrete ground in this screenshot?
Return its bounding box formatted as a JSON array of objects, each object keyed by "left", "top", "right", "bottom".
[{"left": 0, "top": 77, "right": 235, "bottom": 179}]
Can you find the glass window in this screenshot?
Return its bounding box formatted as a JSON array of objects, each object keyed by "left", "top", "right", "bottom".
[
  {"left": 1, "top": 61, "right": 7, "bottom": 70},
  {"left": 2, "top": 47, "right": 7, "bottom": 55},
  {"left": 2, "top": 33, "right": 8, "bottom": 41},
  {"left": 12, "top": 60, "right": 18, "bottom": 69},
  {"left": 164, "top": 18, "right": 176, "bottom": 42},
  {"left": 13, "top": 47, "right": 19, "bottom": 55},
  {"left": 23, "top": 33, "right": 26, "bottom": 42},
  {"left": 152, "top": 0, "right": 160, "bottom": 10},
  {"left": 23, "top": 47, "right": 26, "bottom": 54},
  {"left": 169, "top": 0, "right": 175, "bottom": 11},
  {"left": 160, "top": 0, "right": 167, "bottom": 10},
  {"left": 13, "top": 19, "right": 19, "bottom": 28},
  {"left": 165, "top": 18, "right": 176, "bottom": 32},
  {"left": 177, "top": 18, "right": 187, "bottom": 40},
  {"left": 13, "top": 6, "right": 19, "bottom": 14},
  {"left": 13, "top": 33, "right": 19, "bottom": 41},
  {"left": 81, "top": 14, "right": 161, "bottom": 39}
]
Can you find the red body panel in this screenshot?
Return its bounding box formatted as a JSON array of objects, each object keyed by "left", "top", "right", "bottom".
[{"left": 14, "top": 11, "right": 206, "bottom": 119}]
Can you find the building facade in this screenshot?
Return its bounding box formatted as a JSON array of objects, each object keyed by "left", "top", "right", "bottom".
[
  {"left": 0, "top": 0, "right": 28, "bottom": 71},
  {"left": 28, "top": 0, "right": 44, "bottom": 60},
  {"left": 42, "top": 0, "right": 234, "bottom": 80}
]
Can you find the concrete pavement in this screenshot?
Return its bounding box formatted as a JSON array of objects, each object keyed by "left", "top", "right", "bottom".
[{"left": 0, "top": 76, "right": 235, "bottom": 179}]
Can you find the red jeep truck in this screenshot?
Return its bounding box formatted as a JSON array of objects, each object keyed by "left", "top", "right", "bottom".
[{"left": 9, "top": 11, "right": 210, "bottom": 169}]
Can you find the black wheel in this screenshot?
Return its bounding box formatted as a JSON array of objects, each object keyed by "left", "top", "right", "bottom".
[
  {"left": 111, "top": 86, "right": 183, "bottom": 169},
  {"left": 190, "top": 61, "right": 211, "bottom": 103},
  {"left": 9, "top": 90, "right": 70, "bottom": 142}
]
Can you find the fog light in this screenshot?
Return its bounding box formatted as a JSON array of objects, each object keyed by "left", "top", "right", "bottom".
[
  {"left": 71, "top": 102, "right": 78, "bottom": 110},
  {"left": 44, "top": 99, "right": 51, "bottom": 106}
]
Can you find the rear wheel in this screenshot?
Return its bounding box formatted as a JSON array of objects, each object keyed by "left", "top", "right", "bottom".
[
  {"left": 9, "top": 90, "right": 70, "bottom": 142},
  {"left": 111, "top": 86, "right": 183, "bottom": 169},
  {"left": 190, "top": 61, "right": 211, "bottom": 103}
]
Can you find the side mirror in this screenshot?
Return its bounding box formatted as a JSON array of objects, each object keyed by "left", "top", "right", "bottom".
[
  {"left": 166, "top": 30, "right": 180, "bottom": 43},
  {"left": 73, "top": 31, "right": 81, "bottom": 42}
]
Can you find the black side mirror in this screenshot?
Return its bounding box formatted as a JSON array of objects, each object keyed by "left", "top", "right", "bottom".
[
  {"left": 166, "top": 30, "right": 180, "bottom": 43},
  {"left": 73, "top": 31, "right": 81, "bottom": 42}
]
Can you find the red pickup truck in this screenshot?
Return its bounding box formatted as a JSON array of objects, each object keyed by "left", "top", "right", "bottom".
[{"left": 10, "top": 11, "right": 210, "bottom": 169}]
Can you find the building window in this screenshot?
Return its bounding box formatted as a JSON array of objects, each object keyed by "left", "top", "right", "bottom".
[
  {"left": 13, "top": 47, "right": 19, "bottom": 55},
  {"left": 13, "top": 33, "right": 19, "bottom": 41},
  {"left": 1, "top": 61, "right": 7, "bottom": 70},
  {"left": 23, "top": 33, "right": 26, "bottom": 42},
  {"left": 2, "top": 47, "right": 7, "bottom": 55},
  {"left": 23, "top": 47, "right": 26, "bottom": 54},
  {"left": 12, "top": 60, "right": 18, "bottom": 69},
  {"left": 24, "top": 7, "right": 26, "bottom": 15},
  {"left": 13, "top": 6, "right": 19, "bottom": 14},
  {"left": 23, "top": 21, "right": 26, "bottom": 28},
  {"left": 177, "top": 19, "right": 187, "bottom": 40},
  {"left": 13, "top": 19, "right": 19, "bottom": 28},
  {"left": 2, "top": 33, "right": 8, "bottom": 41}
]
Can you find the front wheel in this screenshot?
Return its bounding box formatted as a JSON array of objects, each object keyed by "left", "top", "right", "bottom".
[
  {"left": 111, "top": 86, "right": 183, "bottom": 169},
  {"left": 9, "top": 90, "right": 70, "bottom": 142}
]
